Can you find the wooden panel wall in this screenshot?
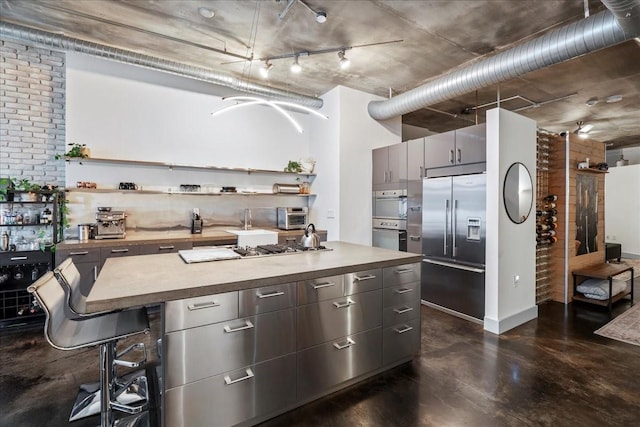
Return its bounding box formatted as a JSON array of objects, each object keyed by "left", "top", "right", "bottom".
[{"left": 547, "top": 133, "right": 606, "bottom": 302}]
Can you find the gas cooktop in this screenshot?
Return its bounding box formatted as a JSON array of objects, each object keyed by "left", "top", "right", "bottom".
[{"left": 232, "top": 243, "right": 330, "bottom": 258}]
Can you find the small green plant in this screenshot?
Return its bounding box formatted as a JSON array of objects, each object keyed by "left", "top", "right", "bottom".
[
  {"left": 284, "top": 160, "right": 303, "bottom": 173},
  {"left": 55, "top": 143, "right": 89, "bottom": 163},
  {"left": 14, "top": 178, "right": 41, "bottom": 192}
]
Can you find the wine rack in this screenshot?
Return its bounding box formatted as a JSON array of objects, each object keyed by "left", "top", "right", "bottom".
[{"left": 535, "top": 130, "right": 554, "bottom": 304}]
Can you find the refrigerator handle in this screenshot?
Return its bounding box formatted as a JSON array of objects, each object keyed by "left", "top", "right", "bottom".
[
  {"left": 452, "top": 199, "right": 458, "bottom": 258},
  {"left": 449, "top": 149, "right": 454, "bottom": 164},
  {"left": 444, "top": 199, "right": 449, "bottom": 255}
]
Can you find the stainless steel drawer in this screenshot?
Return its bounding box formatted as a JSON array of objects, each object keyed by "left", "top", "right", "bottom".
[
  {"left": 239, "top": 282, "right": 296, "bottom": 317},
  {"left": 383, "top": 262, "right": 421, "bottom": 287},
  {"left": 297, "top": 274, "right": 344, "bottom": 305},
  {"left": 382, "top": 318, "right": 421, "bottom": 366},
  {"left": 164, "top": 308, "right": 295, "bottom": 389},
  {"left": 297, "top": 289, "right": 382, "bottom": 350},
  {"left": 383, "top": 295, "right": 421, "bottom": 327},
  {"left": 383, "top": 282, "right": 420, "bottom": 307},
  {"left": 138, "top": 241, "right": 191, "bottom": 255},
  {"left": 164, "top": 353, "right": 296, "bottom": 427},
  {"left": 297, "top": 327, "right": 382, "bottom": 402},
  {"left": 344, "top": 268, "right": 382, "bottom": 296},
  {"left": 164, "top": 292, "right": 238, "bottom": 333}
]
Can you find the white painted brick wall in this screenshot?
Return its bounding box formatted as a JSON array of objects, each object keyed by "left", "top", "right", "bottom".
[{"left": 1, "top": 38, "right": 65, "bottom": 186}]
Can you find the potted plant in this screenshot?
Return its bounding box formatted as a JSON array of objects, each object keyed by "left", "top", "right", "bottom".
[
  {"left": 284, "top": 160, "right": 303, "bottom": 173},
  {"left": 14, "top": 178, "right": 42, "bottom": 201},
  {"left": 55, "top": 143, "right": 90, "bottom": 163}
]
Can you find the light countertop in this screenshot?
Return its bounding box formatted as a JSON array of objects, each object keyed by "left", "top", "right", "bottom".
[{"left": 86, "top": 241, "right": 421, "bottom": 313}]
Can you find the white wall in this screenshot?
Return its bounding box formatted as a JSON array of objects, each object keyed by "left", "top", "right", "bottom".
[
  {"left": 308, "top": 86, "right": 401, "bottom": 244},
  {"left": 66, "top": 52, "right": 312, "bottom": 170},
  {"left": 402, "top": 124, "right": 435, "bottom": 141},
  {"left": 606, "top": 146, "right": 640, "bottom": 166},
  {"left": 485, "top": 108, "right": 538, "bottom": 334},
  {"left": 605, "top": 164, "right": 640, "bottom": 257}
]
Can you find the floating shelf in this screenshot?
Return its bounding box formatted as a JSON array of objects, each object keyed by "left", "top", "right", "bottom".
[
  {"left": 64, "top": 157, "right": 316, "bottom": 177},
  {"left": 576, "top": 168, "right": 608, "bottom": 174},
  {"left": 65, "top": 188, "right": 315, "bottom": 197}
]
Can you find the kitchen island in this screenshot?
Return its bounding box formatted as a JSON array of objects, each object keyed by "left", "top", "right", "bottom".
[{"left": 88, "top": 242, "right": 422, "bottom": 427}]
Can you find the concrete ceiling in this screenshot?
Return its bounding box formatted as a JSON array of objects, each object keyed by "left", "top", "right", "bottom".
[{"left": 1, "top": 0, "right": 639, "bottom": 149}]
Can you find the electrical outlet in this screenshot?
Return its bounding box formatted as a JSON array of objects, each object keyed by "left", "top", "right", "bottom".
[
  {"left": 513, "top": 274, "right": 520, "bottom": 287},
  {"left": 327, "top": 209, "right": 336, "bottom": 219}
]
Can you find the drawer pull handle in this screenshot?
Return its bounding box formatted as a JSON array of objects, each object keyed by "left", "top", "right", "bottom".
[
  {"left": 313, "top": 282, "right": 335, "bottom": 290},
  {"left": 409, "top": 235, "right": 421, "bottom": 241},
  {"left": 158, "top": 245, "right": 175, "bottom": 250},
  {"left": 69, "top": 251, "right": 89, "bottom": 256},
  {"left": 394, "top": 325, "right": 413, "bottom": 334},
  {"left": 10, "top": 256, "right": 28, "bottom": 261},
  {"left": 224, "top": 368, "right": 254, "bottom": 385},
  {"left": 394, "top": 306, "right": 413, "bottom": 315},
  {"left": 187, "top": 301, "right": 220, "bottom": 311},
  {"left": 354, "top": 274, "right": 376, "bottom": 282},
  {"left": 395, "top": 268, "right": 413, "bottom": 274},
  {"left": 257, "top": 290, "right": 285, "bottom": 299},
  {"left": 333, "top": 299, "right": 355, "bottom": 309},
  {"left": 333, "top": 338, "right": 355, "bottom": 350},
  {"left": 394, "top": 288, "right": 413, "bottom": 294},
  {"left": 110, "top": 248, "right": 129, "bottom": 253},
  {"left": 224, "top": 320, "right": 254, "bottom": 333},
  {"left": 285, "top": 237, "right": 297, "bottom": 242}
]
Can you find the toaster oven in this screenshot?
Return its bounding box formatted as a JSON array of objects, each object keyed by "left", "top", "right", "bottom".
[{"left": 277, "top": 207, "right": 308, "bottom": 230}]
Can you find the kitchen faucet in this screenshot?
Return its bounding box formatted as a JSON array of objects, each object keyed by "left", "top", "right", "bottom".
[{"left": 243, "top": 208, "right": 252, "bottom": 230}]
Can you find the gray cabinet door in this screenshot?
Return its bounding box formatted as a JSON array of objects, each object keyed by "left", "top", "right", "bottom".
[
  {"left": 56, "top": 248, "right": 101, "bottom": 296},
  {"left": 382, "top": 318, "right": 420, "bottom": 365},
  {"left": 455, "top": 123, "right": 486, "bottom": 165},
  {"left": 424, "top": 130, "right": 455, "bottom": 169},
  {"left": 387, "top": 143, "right": 407, "bottom": 186},
  {"left": 372, "top": 146, "right": 389, "bottom": 188},
  {"left": 407, "top": 138, "right": 424, "bottom": 180}
]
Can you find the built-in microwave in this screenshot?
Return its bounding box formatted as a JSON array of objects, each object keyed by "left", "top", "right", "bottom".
[
  {"left": 373, "top": 189, "right": 407, "bottom": 220},
  {"left": 277, "top": 207, "right": 309, "bottom": 230}
]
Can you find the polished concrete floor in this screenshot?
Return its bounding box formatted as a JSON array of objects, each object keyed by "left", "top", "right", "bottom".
[{"left": 1, "top": 296, "right": 639, "bottom": 426}]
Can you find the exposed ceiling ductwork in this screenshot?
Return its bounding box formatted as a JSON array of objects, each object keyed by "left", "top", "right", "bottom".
[
  {"left": 368, "top": 0, "right": 640, "bottom": 121},
  {"left": 0, "top": 21, "right": 324, "bottom": 110}
]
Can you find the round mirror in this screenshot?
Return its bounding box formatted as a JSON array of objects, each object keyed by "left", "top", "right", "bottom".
[{"left": 503, "top": 162, "right": 533, "bottom": 224}]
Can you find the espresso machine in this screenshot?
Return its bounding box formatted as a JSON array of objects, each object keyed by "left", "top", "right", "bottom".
[{"left": 94, "top": 208, "right": 126, "bottom": 239}]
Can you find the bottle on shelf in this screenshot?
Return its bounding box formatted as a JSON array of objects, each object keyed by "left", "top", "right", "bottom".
[
  {"left": 537, "top": 223, "right": 557, "bottom": 232},
  {"left": 543, "top": 194, "right": 558, "bottom": 202},
  {"left": 536, "top": 230, "right": 557, "bottom": 238},
  {"left": 544, "top": 202, "right": 557, "bottom": 210},
  {"left": 536, "top": 235, "right": 558, "bottom": 245},
  {"left": 542, "top": 216, "right": 558, "bottom": 224}
]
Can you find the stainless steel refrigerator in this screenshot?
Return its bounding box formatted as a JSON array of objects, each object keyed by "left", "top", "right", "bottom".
[{"left": 421, "top": 173, "right": 486, "bottom": 320}]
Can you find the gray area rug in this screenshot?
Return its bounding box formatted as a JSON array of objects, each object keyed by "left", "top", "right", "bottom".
[
  {"left": 611, "top": 258, "right": 640, "bottom": 281},
  {"left": 595, "top": 303, "right": 640, "bottom": 347}
]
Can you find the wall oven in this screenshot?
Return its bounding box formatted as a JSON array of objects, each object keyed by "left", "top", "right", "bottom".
[
  {"left": 373, "top": 189, "right": 407, "bottom": 220},
  {"left": 372, "top": 189, "right": 407, "bottom": 251},
  {"left": 372, "top": 218, "right": 407, "bottom": 251}
]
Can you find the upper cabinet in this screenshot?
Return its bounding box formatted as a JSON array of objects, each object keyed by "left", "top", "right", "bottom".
[
  {"left": 424, "top": 124, "right": 486, "bottom": 170},
  {"left": 406, "top": 138, "right": 425, "bottom": 181},
  {"left": 373, "top": 144, "right": 407, "bottom": 190}
]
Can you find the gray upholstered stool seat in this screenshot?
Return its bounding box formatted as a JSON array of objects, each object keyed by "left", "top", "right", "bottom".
[{"left": 28, "top": 272, "right": 150, "bottom": 426}]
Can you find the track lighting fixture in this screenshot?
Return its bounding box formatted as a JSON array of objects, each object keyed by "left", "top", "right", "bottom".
[
  {"left": 259, "top": 61, "right": 273, "bottom": 78},
  {"left": 290, "top": 55, "right": 301, "bottom": 73},
  {"left": 338, "top": 50, "right": 350, "bottom": 69}
]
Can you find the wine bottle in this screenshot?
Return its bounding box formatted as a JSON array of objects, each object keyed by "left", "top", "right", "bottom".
[
  {"left": 537, "top": 223, "right": 557, "bottom": 232},
  {"left": 536, "top": 235, "right": 558, "bottom": 244},
  {"left": 544, "top": 202, "right": 557, "bottom": 210},
  {"left": 544, "top": 195, "right": 558, "bottom": 202},
  {"left": 537, "top": 230, "right": 556, "bottom": 238},
  {"left": 543, "top": 216, "right": 558, "bottom": 224}
]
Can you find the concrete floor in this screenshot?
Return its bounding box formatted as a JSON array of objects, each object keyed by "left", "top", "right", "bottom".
[{"left": 1, "top": 297, "right": 639, "bottom": 426}]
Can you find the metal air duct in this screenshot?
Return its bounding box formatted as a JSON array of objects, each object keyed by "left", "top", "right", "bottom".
[
  {"left": 368, "top": 0, "right": 640, "bottom": 121},
  {"left": 0, "top": 22, "right": 323, "bottom": 109}
]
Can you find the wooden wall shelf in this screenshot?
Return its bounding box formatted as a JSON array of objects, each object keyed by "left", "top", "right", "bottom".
[{"left": 576, "top": 168, "right": 608, "bottom": 174}]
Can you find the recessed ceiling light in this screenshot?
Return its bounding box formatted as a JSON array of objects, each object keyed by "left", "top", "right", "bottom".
[
  {"left": 605, "top": 94, "right": 623, "bottom": 103},
  {"left": 585, "top": 97, "right": 599, "bottom": 107},
  {"left": 316, "top": 11, "right": 327, "bottom": 23},
  {"left": 198, "top": 7, "right": 215, "bottom": 19}
]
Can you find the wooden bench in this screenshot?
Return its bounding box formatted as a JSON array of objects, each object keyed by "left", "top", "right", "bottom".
[{"left": 572, "top": 263, "right": 634, "bottom": 315}]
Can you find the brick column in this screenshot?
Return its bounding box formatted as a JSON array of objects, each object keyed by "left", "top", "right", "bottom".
[{"left": 0, "top": 38, "right": 65, "bottom": 186}]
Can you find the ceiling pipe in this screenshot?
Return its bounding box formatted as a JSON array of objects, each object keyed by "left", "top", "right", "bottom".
[
  {"left": 0, "top": 22, "right": 323, "bottom": 109},
  {"left": 368, "top": 0, "right": 640, "bottom": 121}
]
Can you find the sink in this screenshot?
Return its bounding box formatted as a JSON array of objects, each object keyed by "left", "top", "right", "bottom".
[{"left": 226, "top": 229, "right": 278, "bottom": 247}]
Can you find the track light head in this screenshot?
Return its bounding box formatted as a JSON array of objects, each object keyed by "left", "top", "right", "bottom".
[
  {"left": 315, "top": 11, "right": 327, "bottom": 23},
  {"left": 259, "top": 61, "right": 273, "bottom": 78},
  {"left": 338, "top": 50, "right": 350, "bottom": 69},
  {"left": 291, "top": 56, "right": 301, "bottom": 73}
]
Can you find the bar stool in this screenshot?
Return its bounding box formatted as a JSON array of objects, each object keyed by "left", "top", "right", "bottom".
[
  {"left": 28, "top": 272, "right": 150, "bottom": 426},
  {"left": 54, "top": 258, "right": 150, "bottom": 422}
]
